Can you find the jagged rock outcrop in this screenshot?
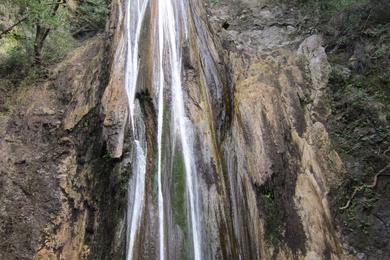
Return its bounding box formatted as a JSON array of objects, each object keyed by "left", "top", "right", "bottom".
[{"left": 219, "top": 39, "right": 347, "bottom": 259}]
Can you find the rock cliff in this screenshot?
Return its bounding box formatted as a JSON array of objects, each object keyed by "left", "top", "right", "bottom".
[{"left": 0, "top": 0, "right": 388, "bottom": 259}]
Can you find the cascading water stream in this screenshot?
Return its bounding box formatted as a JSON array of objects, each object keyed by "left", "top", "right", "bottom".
[
  {"left": 156, "top": 1, "right": 166, "bottom": 258},
  {"left": 126, "top": 140, "right": 146, "bottom": 260},
  {"left": 124, "top": 0, "right": 202, "bottom": 259},
  {"left": 157, "top": 1, "right": 202, "bottom": 259},
  {"left": 123, "top": 0, "right": 149, "bottom": 259},
  {"left": 125, "top": 0, "right": 149, "bottom": 130}
]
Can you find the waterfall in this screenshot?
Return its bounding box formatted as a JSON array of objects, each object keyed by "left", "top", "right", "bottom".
[
  {"left": 124, "top": 0, "right": 149, "bottom": 259},
  {"left": 157, "top": 0, "right": 202, "bottom": 259},
  {"left": 124, "top": 0, "right": 149, "bottom": 130},
  {"left": 156, "top": 0, "right": 166, "bottom": 257},
  {"left": 124, "top": 0, "right": 202, "bottom": 259},
  {"left": 126, "top": 140, "right": 146, "bottom": 260}
]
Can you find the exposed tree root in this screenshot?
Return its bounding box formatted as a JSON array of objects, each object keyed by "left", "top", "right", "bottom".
[{"left": 340, "top": 164, "right": 390, "bottom": 210}]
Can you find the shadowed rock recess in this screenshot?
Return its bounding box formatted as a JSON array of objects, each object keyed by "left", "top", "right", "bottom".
[{"left": 0, "top": 0, "right": 389, "bottom": 259}]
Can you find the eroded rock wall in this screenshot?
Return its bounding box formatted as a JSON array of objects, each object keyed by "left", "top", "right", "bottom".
[
  {"left": 0, "top": 32, "right": 131, "bottom": 259},
  {"left": 205, "top": 0, "right": 351, "bottom": 258}
]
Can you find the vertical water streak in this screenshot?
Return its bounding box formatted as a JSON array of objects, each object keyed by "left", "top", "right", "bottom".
[
  {"left": 125, "top": 0, "right": 149, "bottom": 131},
  {"left": 126, "top": 140, "right": 146, "bottom": 260},
  {"left": 124, "top": 0, "right": 149, "bottom": 259},
  {"left": 156, "top": 0, "right": 166, "bottom": 258},
  {"left": 158, "top": 0, "right": 202, "bottom": 259}
]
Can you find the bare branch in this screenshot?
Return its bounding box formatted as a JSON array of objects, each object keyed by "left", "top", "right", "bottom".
[{"left": 0, "top": 15, "right": 28, "bottom": 39}]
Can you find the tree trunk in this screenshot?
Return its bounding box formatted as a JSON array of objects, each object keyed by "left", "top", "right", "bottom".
[
  {"left": 33, "top": 1, "right": 62, "bottom": 66},
  {"left": 33, "top": 25, "right": 51, "bottom": 66}
]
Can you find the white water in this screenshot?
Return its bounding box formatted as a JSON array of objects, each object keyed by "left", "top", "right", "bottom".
[
  {"left": 156, "top": 0, "right": 166, "bottom": 257},
  {"left": 126, "top": 140, "right": 146, "bottom": 260},
  {"left": 124, "top": 0, "right": 202, "bottom": 259},
  {"left": 124, "top": 0, "right": 149, "bottom": 259},
  {"left": 124, "top": 0, "right": 149, "bottom": 131},
  {"left": 157, "top": 0, "right": 202, "bottom": 259}
]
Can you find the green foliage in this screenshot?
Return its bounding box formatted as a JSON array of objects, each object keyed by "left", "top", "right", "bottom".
[
  {"left": 42, "top": 18, "right": 77, "bottom": 63},
  {"left": 300, "top": 0, "right": 369, "bottom": 12},
  {"left": 4, "top": 0, "right": 67, "bottom": 28},
  {"left": 0, "top": 0, "right": 107, "bottom": 86},
  {"left": 70, "top": 0, "right": 109, "bottom": 37},
  {"left": 1, "top": 0, "right": 70, "bottom": 66},
  {"left": 0, "top": 35, "right": 30, "bottom": 77}
]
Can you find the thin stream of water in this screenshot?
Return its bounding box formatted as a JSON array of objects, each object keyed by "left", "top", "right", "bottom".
[{"left": 124, "top": 0, "right": 149, "bottom": 259}]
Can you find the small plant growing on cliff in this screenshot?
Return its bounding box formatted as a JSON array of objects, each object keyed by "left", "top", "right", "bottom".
[{"left": 260, "top": 189, "right": 285, "bottom": 249}]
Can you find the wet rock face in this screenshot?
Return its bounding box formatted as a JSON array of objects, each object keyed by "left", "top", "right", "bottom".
[
  {"left": 205, "top": 0, "right": 348, "bottom": 259},
  {"left": 221, "top": 49, "right": 345, "bottom": 258}
]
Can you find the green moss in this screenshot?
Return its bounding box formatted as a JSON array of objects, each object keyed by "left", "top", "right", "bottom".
[{"left": 172, "top": 152, "right": 187, "bottom": 230}]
